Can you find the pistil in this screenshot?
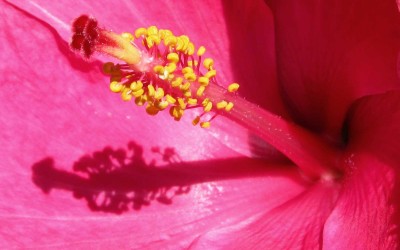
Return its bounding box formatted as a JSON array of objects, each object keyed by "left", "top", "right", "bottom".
[
  {"left": 70, "top": 15, "right": 341, "bottom": 179},
  {"left": 207, "top": 83, "right": 341, "bottom": 179}
]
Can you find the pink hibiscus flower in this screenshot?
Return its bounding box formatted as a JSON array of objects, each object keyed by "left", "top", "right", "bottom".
[{"left": 1, "top": 0, "right": 399, "bottom": 249}]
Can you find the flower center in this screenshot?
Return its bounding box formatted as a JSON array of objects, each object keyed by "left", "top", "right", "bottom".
[
  {"left": 71, "top": 15, "right": 239, "bottom": 128},
  {"left": 70, "top": 15, "right": 342, "bottom": 180}
]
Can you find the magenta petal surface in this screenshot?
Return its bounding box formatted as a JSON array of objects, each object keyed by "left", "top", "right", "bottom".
[
  {"left": 190, "top": 182, "right": 338, "bottom": 249},
  {"left": 222, "top": 0, "right": 288, "bottom": 116},
  {"left": 0, "top": 0, "right": 308, "bottom": 249},
  {"left": 267, "top": 0, "right": 400, "bottom": 138},
  {"left": 323, "top": 91, "right": 400, "bottom": 249}
]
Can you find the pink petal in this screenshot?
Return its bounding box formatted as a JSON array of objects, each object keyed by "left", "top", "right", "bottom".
[
  {"left": 189, "top": 182, "right": 338, "bottom": 249},
  {"left": 267, "top": 0, "right": 400, "bottom": 139},
  {"left": 0, "top": 1, "right": 305, "bottom": 249},
  {"left": 7, "top": 0, "right": 290, "bottom": 157},
  {"left": 323, "top": 91, "right": 400, "bottom": 249},
  {"left": 0, "top": 2, "right": 235, "bottom": 163},
  {"left": 2, "top": 159, "right": 307, "bottom": 248},
  {"left": 10, "top": 0, "right": 287, "bottom": 115}
]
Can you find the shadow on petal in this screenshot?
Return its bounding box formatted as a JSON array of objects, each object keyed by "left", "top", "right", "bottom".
[{"left": 32, "top": 140, "right": 306, "bottom": 214}]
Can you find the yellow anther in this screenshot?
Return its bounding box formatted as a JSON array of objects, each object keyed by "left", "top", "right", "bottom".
[
  {"left": 200, "top": 121, "right": 211, "bottom": 128},
  {"left": 183, "top": 90, "right": 192, "bottom": 98},
  {"left": 204, "top": 101, "right": 213, "bottom": 112},
  {"left": 164, "top": 35, "right": 177, "bottom": 46},
  {"left": 149, "top": 34, "right": 161, "bottom": 45},
  {"left": 184, "top": 72, "right": 197, "bottom": 82},
  {"left": 159, "top": 29, "right": 173, "bottom": 39},
  {"left": 176, "top": 35, "right": 190, "bottom": 51},
  {"left": 198, "top": 76, "right": 210, "bottom": 86},
  {"left": 180, "top": 35, "right": 190, "bottom": 43},
  {"left": 171, "top": 77, "right": 183, "bottom": 87},
  {"left": 157, "top": 100, "right": 169, "bottom": 110},
  {"left": 187, "top": 98, "right": 198, "bottom": 105},
  {"left": 202, "top": 98, "right": 210, "bottom": 106},
  {"left": 225, "top": 102, "right": 234, "bottom": 111},
  {"left": 197, "top": 46, "right": 206, "bottom": 56},
  {"left": 101, "top": 24, "right": 240, "bottom": 125},
  {"left": 147, "top": 26, "right": 158, "bottom": 36},
  {"left": 165, "top": 94, "right": 176, "bottom": 104},
  {"left": 159, "top": 29, "right": 166, "bottom": 39},
  {"left": 180, "top": 81, "right": 191, "bottom": 91},
  {"left": 159, "top": 71, "right": 169, "bottom": 80},
  {"left": 177, "top": 98, "right": 187, "bottom": 109},
  {"left": 192, "top": 116, "right": 200, "bottom": 126},
  {"left": 197, "top": 86, "right": 206, "bottom": 96},
  {"left": 169, "top": 106, "right": 184, "bottom": 121},
  {"left": 110, "top": 81, "right": 124, "bottom": 93},
  {"left": 132, "top": 88, "right": 145, "bottom": 97},
  {"left": 188, "top": 60, "right": 199, "bottom": 67},
  {"left": 182, "top": 67, "right": 193, "bottom": 74},
  {"left": 205, "top": 69, "right": 217, "bottom": 78},
  {"left": 186, "top": 42, "right": 195, "bottom": 55},
  {"left": 102, "top": 62, "right": 115, "bottom": 74},
  {"left": 176, "top": 37, "right": 184, "bottom": 51},
  {"left": 130, "top": 81, "right": 143, "bottom": 91},
  {"left": 165, "top": 63, "right": 177, "bottom": 73},
  {"left": 121, "top": 32, "right": 134, "bottom": 41},
  {"left": 145, "top": 36, "right": 155, "bottom": 48},
  {"left": 154, "top": 88, "right": 165, "bottom": 99},
  {"left": 203, "top": 58, "right": 214, "bottom": 70},
  {"left": 168, "top": 74, "right": 175, "bottom": 80},
  {"left": 147, "top": 84, "right": 155, "bottom": 97},
  {"left": 169, "top": 106, "right": 176, "bottom": 117},
  {"left": 216, "top": 100, "right": 228, "bottom": 109},
  {"left": 177, "top": 37, "right": 188, "bottom": 51},
  {"left": 228, "top": 83, "right": 240, "bottom": 93},
  {"left": 134, "top": 27, "right": 147, "bottom": 38},
  {"left": 167, "top": 53, "right": 179, "bottom": 63},
  {"left": 146, "top": 105, "right": 159, "bottom": 116},
  {"left": 135, "top": 95, "right": 147, "bottom": 106},
  {"left": 153, "top": 65, "right": 164, "bottom": 74},
  {"left": 121, "top": 88, "right": 132, "bottom": 101}
]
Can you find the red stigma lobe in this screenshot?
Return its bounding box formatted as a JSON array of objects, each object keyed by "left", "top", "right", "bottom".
[{"left": 70, "top": 15, "right": 99, "bottom": 58}]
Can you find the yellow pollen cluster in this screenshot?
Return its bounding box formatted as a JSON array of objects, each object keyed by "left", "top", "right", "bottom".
[{"left": 103, "top": 26, "right": 240, "bottom": 127}]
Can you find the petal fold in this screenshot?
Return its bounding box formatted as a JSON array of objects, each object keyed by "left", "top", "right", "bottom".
[
  {"left": 222, "top": 0, "right": 288, "bottom": 116},
  {"left": 190, "top": 182, "right": 338, "bottom": 249},
  {"left": 323, "top": 91, "right": 400, "bottom": 249},
  {"left": 267, "top": 0, "right": 400, "bottom": 139}
]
